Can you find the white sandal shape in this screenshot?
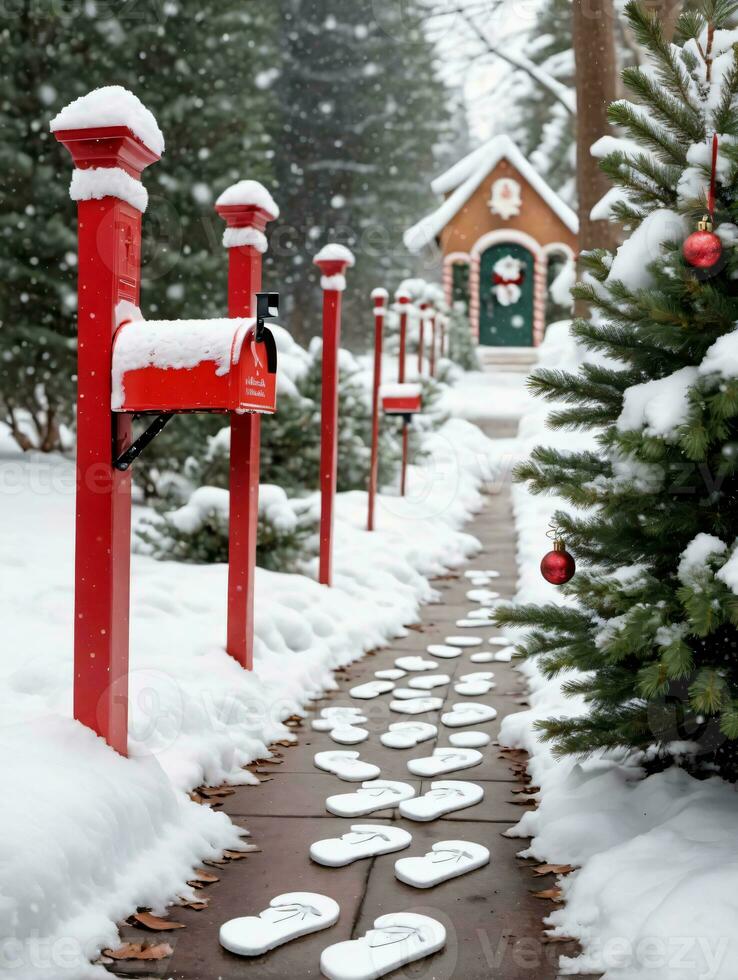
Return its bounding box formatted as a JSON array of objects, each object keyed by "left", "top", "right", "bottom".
[
  {"left": 389, "top": 697, "right": 443, "bottom": 715},
  {"left": 406, "top": 747, "right": 482, "bottom": 777},
  {"left": 407, "top": 674, "right": 449, "bottom": 690},
  {"left": 314, "top": 751, "right": 380, "bottom": 782},
  {"left": 330, "top": 725, "right": 369, "bottom": 745},
  {"left": 398, "top": 780, "right": 484, "bottom": 821},
  {"left": 444, "top": 635, "right": 483, "bottom": 648},
  {"left": 426, "top": 644, "right": 462, "bottom": 659},
  {"left": 379, "top": 721, "right": 437, "bottom": 749},
  {"left": 394, "top": 840, "right": 489, "bottom": 889},
  {"left": 394, "top": 656, "right": 436, "bottom": 672},
  {"left": 441, "top": 702, "right": 497, "bottom": 727},
  {"left": 320, "top": 912, "right": 446, "bottom": 980},
  {"left": 219, "top": 892, "right": 339, "bottom": 956},
  {"left": 310, "top": 824, "right": 412, "bottom": 867},
  {"left": 326, "top": 780, "right": 416, "bottom": 817},
  {"left": 350, "top": 680, "right": 395, "bottom": 700}
]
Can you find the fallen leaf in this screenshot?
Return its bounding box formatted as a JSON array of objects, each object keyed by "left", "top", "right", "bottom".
[
  {"left": 532, "top": 864, "right": 575, "bottom": 877},
  {"left": 256, "top": 775, "right": 273, "bottom": 783},
  {"left": 103, "top": 942, "right": 173, "bottom": 961},
  {"left": 276, "top": 739, "right": 296, "bottom": 748},
  {"left": 531, "top": 887, "right": 563, "bottom": 902},
  {"left": 202, "top": 858, "right": 227, "bottom": 868},
  {"left": 129, "top": 912, "right": 185, "bottom": 932},
  {"left": 225, "top": 845, "right": 260, "bottom": 859},
  {"left": 178, "top": 897, "right": 210, "bottom": 911},
  {"left": 542, "top": 934, "right": 576, "bottom": 944},
  {"left": 187, "top": 869, "right": 219, "bottom": 886},
  {"left": 198, "top": 785, "right": 235, "bottom": 799}
]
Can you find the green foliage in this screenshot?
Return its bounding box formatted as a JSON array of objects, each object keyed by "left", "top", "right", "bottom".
[
  {"left": 446, "top": 303, "right": 480, "bottom": 372},
  {"left": 496, "top": 1, "right": 738, "bottom": 781}
]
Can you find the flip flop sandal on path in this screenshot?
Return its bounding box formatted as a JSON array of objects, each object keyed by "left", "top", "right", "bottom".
[
  {"left": 375, "top": 668, "right": 406, "bottom": 680},
  {"left": 330, "top": 725, "right": 369, "bottom": 745},
  {"left": 380, "top": 722, "right": 437, "bottom": 749},
  {"left": 350, "top": 681, "right": 395, "bottom": 700},
  {"left": 389, "top": 697, "right": 443, "bottom": 715},
  {"left": 407, "top": 674, "right": 449, "bottom": 690},
  {"left": 394, "top": 656, "right": 436, "bottom": 671},
  {"left": 406, "top": 747, "right": 482, "bottom": 777},
  {"left": 314, "top": 751, "right": 380, "bottom": 782},
  {"left": 219, "top": 892, "right": 339, "bottom": 956},
  {"left": 398, "top": 780, "right": 484, "bottom": 821},
  {"left": 394, "top": 840, "right": 490, "bottom": 889},
  {"left": 310, "top": 825, "right": 412, "bottom": 867},
  {"left": 326, "top": 780, "right": 416, "bottom": 817},
  {"left": 320, "top": 912, "right": 446, "bottom": 980},
  {"left": 449, "top": 731, "right": 490, "bottom": 748},
  {"left": 444, "top": 635, "right": 483, "bottom": 647},
  {"left": 441, "top": 702, "right": 497, "bottom": 727},
  {"left": 425, "top": 644, "right": 462, "bottom": 659}
]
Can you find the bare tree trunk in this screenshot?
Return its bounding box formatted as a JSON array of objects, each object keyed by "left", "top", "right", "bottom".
[{"left": 573, "top": 0, "right": 620, "bottom": 263}]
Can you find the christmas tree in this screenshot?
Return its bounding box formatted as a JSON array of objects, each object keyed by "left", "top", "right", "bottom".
[{"left": 497, "top": 0, "right": 738, "bottom": 780}]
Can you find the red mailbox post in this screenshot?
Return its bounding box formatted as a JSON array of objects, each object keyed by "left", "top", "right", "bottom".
[
  {"left": 314, "top": 244, "right": 355, "bottom": 587},
  {"left": 53, "top": 88, "right": 280, "bottom": 753},
  {"left": 396, "top": 289, "right": 411, "bottom": 384},
  {"left": 216, "top": 182, "right": 279, "bottom": 670},
  {"left": 381, "top": 383, "right": 423, "bottom": 497},
  {"left": 417, "top": 301, "right": 428, "bottom": 376},
  {"left": 367, "top": 287, "right": 388, "bottom": 531},
  {"left": 429, "top": 305, "right": 437, "bottom": 378}
]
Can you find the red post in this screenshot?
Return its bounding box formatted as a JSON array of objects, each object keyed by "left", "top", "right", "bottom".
[
  {"left": 367, "top": 287, "right": 388, "bottom": 531},
  {"left": 400, "top": 424, "right": 410, "bottom": 496},
  {"left": 429, "top": 305, "right": 437, "bottom": 378},
  {"left": 417, "top": 302, "right": 427, "bottom": 375},
  {"left": 216, "top": 184, "right": 279, "bottom": 669},
  {"left": 396, "top": 289, "right": 410, "bottom": 383},
  {"left": 54, "top": 124, "right": 160, "bottom": 755},
  {"left": 315, "top": 245, "right": 355, "bottom": 586}
]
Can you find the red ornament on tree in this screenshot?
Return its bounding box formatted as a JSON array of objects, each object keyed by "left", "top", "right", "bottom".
[
  {"left": 683, "top": 134, "right": 722, "bottom": 271},
  {"left": 541, "top": 538, "right": 576, "bottom": 586},
  {"left": 683, "top": 216, "right": 722, "bottom": 269}
]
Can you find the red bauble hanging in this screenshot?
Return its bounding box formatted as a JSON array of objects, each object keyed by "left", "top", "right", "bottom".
[
  {"left": 683, "top": 215, "right": 722, "bottom": 269},
  {"left": 541, "top": 539, "right": 576, "bottom": 586}
]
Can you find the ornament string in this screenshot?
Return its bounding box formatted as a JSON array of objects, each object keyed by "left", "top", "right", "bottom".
[{"left": 708, "top": 132, "right": 718, "bottom": 220}]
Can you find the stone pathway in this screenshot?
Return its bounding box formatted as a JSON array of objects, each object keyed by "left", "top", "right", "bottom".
[{"left": 109, "top": 419, "right": 591, "bottom": 980}]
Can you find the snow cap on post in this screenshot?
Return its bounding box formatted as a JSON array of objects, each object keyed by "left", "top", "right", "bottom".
[
  {"left": 51, "top": 86, "right": 162, "bottom": 213},
  {"left": 371, "top": 287, "right": 389, "bottom": 301},
  {"left": 314, "top": 243, "right": 355, "bottom": 292},
  {"left": 215, "top": 180, "right": 280, "bottom": 252}
]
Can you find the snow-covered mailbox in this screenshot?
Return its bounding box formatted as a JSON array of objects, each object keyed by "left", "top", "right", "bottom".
[
  {"left": 52, "top": 86, "right": 280, "bottom": 754},
  {"left": 381, "top": 382, "right": 423, "bottom": 497}
]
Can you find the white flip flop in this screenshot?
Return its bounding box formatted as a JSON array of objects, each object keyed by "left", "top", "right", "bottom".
[
  {"left": 350, "top": 680, "right": 395, "bottom": 700},
  {"left": 466, "top": 588, "right": 500, "bottom": 603},
  {"left": 494, "top": 647, "right": 514, "bottom": 662},
  {"left": 389, "top": 697, "right": 443, "bottom": 715},
  {"left": 441, "top": 702, "right": 497, "bottom": 727},
  {"left": 406, "top": 747, "right": 482, "bottom": 777},
  {"left": 470, "top": 652, "right": 495, "bottom": 664},
  {"left": 314, "top": 751, "right": 380, "bottom": 782},
  {"left": 426, "top": 644, "right": 462, "bottom": 659},
  {"left": 395, "top": 656, "right": 437, "bottom": 672},
  {"left": 454, "top": 680, "right": 494, "bottom": 697},
  {"left": 310, "top": 824, "right": 412, "bottom": 867},
  {"left": 465, "top": 608, "right": 495, "bottom": 620},
  {"left": 331, "top": 725, "right": 369, "bottom": 745},
  {"left": 219, "top": 892, "right": 339, "bottom": 956},
  {"left": 489, "top": 638, "right": 510, "bottom": 646},
  {"left": 399, "top": 780, "right": 484, "bottom": 821},
  {"left": 455, "top": 619, "right": 487, "bottom": 628},
  {"left": 326, "top": 780, "right": 416, "bottom": 817},
  {"left": 313, "top": 708, "right": 368, "bottom": 731},
  {"left": 380, "top": 722, "right": 437, "bottom": 749},
  {"left": 444, "top": 635, "right": 483, "bottom": 648},
  {"left": 392, "top": 688, "right": 437, "bottom": 701},
  {"left": 320, "top": 912, "right": 446, "bottom": 980},
  {"left": 375, "top": 668, "right": 406, "bottom": 681},
  {"left": 407, "top": 674, "right": 450, "bottom": 690},
  {"left": 394, "top": 840, "right": 489, "bottom": 888},
  {"left": 449, "top": 731, "right": 490, "bottom": 748}
]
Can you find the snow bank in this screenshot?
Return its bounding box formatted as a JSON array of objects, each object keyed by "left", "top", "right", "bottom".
[
  {"left": 215, "top": 179, "right": 279, "bottom": 218},
  {"left": 50, "top": 85, "right": 164, "bottom": 156},
  {"left": 0, "top": 402, "right": 490, "bottom": 977},
  {"left": 494, "top": 320, "right": 738, "bottom": 980}
]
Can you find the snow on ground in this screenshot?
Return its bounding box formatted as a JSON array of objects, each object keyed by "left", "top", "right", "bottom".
[
  {"left": 438, "top": 368, "right": 533, "bottom": 421},
  {"left": 493, "top": 322, "right": 738, "bottom": 980},
  {"left": 0, "top": 388, "right": 501, "bottom": 978}
]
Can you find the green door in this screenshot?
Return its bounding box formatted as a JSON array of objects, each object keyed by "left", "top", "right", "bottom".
[{"left": 478, "top": 242, "right": 534, "bottom": 346}]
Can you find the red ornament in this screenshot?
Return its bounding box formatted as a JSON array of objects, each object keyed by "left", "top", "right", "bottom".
[
  {"left": 541, "top": 539, "right": 576, "bottom": 585},
  {"left": 683, "top": 216, "right": 722, "bottom": 269}
]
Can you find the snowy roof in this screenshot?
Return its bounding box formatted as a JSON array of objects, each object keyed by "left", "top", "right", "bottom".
[
  {"left": 50, "top": 86, "right": 164, "bottom": 157},
  {"left": 216, "top": 180, "right": 280, "bottom": 218},
  {"left": 404, "top": 134, "right": 578, "bottom": 253}
]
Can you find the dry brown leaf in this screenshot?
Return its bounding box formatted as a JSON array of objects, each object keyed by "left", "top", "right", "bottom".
[
  {"left": 511, "top": 799, "right": 538, "bottom": 807},
  {"left": 531, "top": 887, "right": 563, "bottom": 902},
  {"left": 178, "top": 897, "right": 210, "bottom": 911},
  {"left": 256, "top": 775, "right": 273, "bottom": 783},
  {"left": 103, "top": 942, "right": 173, "bottom": 961},
  {"left": 224, "top": 845, "right": 260, "bottom": 858},
  {"left": 129, "top": 911, "right": 185, "bottom": 932},
  {"left": 198, "top": 785, "right": 235, "bottom": 799},
  {"left": 276, "top": 739, "right": 296, "bottom": 748},
  {"left": 188, "top": 869, "right": 219, "bottom": 885},
  {"left": 542, "top": 934, "right": 576, "bottom": 944},
  {"left": 202, "top": 858, "right": 227, "bottom": 868},
  {"left": 188, "top": 791, "right": 206, "bottom": 805},
  {"left": 532, "top": 864, "right": 575, "bottom": 877}
]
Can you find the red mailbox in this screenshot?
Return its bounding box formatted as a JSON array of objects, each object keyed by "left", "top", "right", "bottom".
[
  {"left": 112, "top": 316, "right": 277, "bottom": 414},
  {"left": 381, "top": 383, "right": 423, "bottom": 416},
  {"left": 52, "top": 86, "right": 280, "bottom": 753}
]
